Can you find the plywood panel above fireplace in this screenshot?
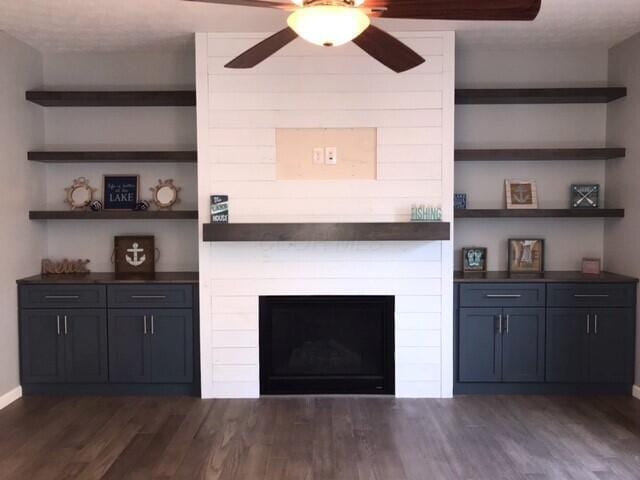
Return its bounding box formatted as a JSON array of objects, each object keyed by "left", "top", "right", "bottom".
[{"left": 276, "top": 128, "right": 377, "bottom": 180}]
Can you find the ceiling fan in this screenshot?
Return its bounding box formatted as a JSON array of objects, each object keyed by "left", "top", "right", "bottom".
[{"left": 185, "top": 0, "right": 541, "bottom": 73}]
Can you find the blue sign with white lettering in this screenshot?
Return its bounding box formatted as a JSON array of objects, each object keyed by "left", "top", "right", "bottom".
[{"left": 103, "top": 175, "right": 139, "bottom": 210}]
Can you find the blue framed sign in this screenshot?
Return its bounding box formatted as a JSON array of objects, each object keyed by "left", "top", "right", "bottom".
[{"left": 103, "top": 175, "right": 139, "bottom": 210}]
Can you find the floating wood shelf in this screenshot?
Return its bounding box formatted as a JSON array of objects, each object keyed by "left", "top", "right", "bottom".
[
  {"left": 455, "top": 148, "right": 626, "bottom": 162},
  {"left": 28, "top": 151, "right": 197, "bottom": 163},
  {"left": 203, "top": 222, "right": 451, "bottom": 242},
  {"left": 25, "top": 91, "right": 196, "bottom": 107},
  {"left": 455, "top": 209, "right": 624, "bottom": 219},
  {"left": 29, "top": 210, "right": 198, "bottom": 220},
  {"left": 455, "top": 88, "right": 627, "bottom": 105}
]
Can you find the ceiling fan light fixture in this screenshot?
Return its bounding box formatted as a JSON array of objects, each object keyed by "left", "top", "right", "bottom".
[{"left": 287, "top": 5, "right": 370, "bottom": 47}]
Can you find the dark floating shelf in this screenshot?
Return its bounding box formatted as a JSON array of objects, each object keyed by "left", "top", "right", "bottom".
[
  {"left": 29, "top": 210, "right": 198, "bottom": 220},
  {"left": 455, "top": 87, "right": 627, "bottom": 105},
  {"left": 28, "top": 151, "right": 197, "bottom": 163},
  {"left": 455, "top": 209, "right": 624, "bottom": 219},
  {"left": 25, "top": 90, "right": 196, "bottom": 107},
  {"left": 455, "top": 148, "right": 626, "bottom": 162},
  {"left": 203, "top": 222, "right": 451, "bottom": 242}
]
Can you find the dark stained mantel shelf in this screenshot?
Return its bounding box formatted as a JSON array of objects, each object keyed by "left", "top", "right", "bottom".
[{"left": 203, "top": 222, "right": 451, "bottom": 242}]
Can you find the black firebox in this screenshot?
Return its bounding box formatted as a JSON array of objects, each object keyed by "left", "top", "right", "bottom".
[{"left": 259, "top": 296, "right": 395, "bottom": 395}]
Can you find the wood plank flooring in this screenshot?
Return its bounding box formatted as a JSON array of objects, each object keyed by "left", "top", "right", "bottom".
[{"left": 1, "top": 395, "right": 640, "bottom": 479}]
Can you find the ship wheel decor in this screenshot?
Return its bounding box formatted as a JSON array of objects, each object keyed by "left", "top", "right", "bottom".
[
  {"left": 185, "top": 0, "right": 541, "bottom": 72},
  {"left": 150, "top": 179, "right": 181, "bottom": 210},
  {"left": 64, "top": 177, "right": 97, "bottom": 210}
]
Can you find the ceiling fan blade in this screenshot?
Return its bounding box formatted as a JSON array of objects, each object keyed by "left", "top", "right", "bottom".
[
  {"left": 352, "top": 25, "right": 425, "bottom": 73},
  {"left": 225, "top": 28, "right": 298, "bottom": 69},
  {"left": 368, "top": 0, "right": 541, "bottom": 21},
  {"left": 183, "top": 0, "right": 290, "bottom": 10}
]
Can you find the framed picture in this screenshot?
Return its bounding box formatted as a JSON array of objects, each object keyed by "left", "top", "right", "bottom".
[
  {"left": 454, "top": 193, "right": 467, "bottom": 210},
  {"left": 571, "top": 184, "right": 599, "bottom": 209},
  {"left": 103, "top": 175, "right": 139, "bottom": 210},
  {"left": 210, "top": 195, "right": 229, "bottom": 223},
  {"left": 508, "top": 239, "right": 544, "bottom": 273},
  {"left": 505, "top": 180, "right": 538, "bottom": 209},
  {"left": 113, "top": 236, "right": 156, "bottom": 275},
  {"left": 462, "top": 247, "right": 487, "bottom": 273}
]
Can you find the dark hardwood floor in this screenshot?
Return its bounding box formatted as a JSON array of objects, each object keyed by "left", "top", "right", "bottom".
[{"left": 1, "top": 395, "right": 640, "bottom": 479}]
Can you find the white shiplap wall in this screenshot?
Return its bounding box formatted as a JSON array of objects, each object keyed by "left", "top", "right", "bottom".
[{"left": 196, "top": 31, "right": 455, "bottom": 398}]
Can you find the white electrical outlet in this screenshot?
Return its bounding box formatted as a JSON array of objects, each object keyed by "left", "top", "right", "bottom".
[
  {"left": 325, "top": 147, "right": 337, "bottom": 165},
  {"left": 313, "top": 147, "right": 325, "bottom": 165}
]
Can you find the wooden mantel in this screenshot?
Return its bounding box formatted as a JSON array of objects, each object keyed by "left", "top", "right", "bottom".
[{"left": 203, "top": 222, "right": 451, "bottom": 242}]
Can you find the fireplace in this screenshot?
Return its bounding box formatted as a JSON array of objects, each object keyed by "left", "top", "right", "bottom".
[{"left": 259, "top": 296, "right": 395, "bottom": 395}]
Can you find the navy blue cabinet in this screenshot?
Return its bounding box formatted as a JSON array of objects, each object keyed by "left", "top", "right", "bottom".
[
  {"left": 455, "top": 275, "right": 637, "bottom": 394},
  {"left": 18, "top": 279, "right": 197, "bottom": 395},
  {"left": 20, "top": 309, "right": 107, "bottom": 384},
  {"left": 459, "top": 307, "right": 544, "bottom": 383}
]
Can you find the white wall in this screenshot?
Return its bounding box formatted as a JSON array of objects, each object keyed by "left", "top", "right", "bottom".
[
  {"left": 0, "top": 33, "right": 45, "bottom": 401},
  {"left": 605, "top": 32, "right": 640, "bottom": 384},
  {"left": 455, "top": 47, "right": 610, "bottom": 271},
  {"left": 41, "top": 50, "right": 198, "bottom": 271},
  {"left": 197, "top": 32, "right": 455, "bottom": 398}
]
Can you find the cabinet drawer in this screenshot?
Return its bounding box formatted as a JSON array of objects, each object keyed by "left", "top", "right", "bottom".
[
  {"left": 547, "top": 284, "right": 636, "bottom": 308},
  {"left": 20, "top": 285, "right": 106, "bottom": 309},
  {"left": 459, "top": 284, "right": 545, "bottom": 308},
  {"left": 108, "top": 285, "right": 192, "bottom": 309}
]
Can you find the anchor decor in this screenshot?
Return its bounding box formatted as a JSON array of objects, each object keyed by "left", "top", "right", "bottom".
[
  {"left": 113, "top": 236, "right": 158, "bottom": 275},
  {"left": 505, "top": 180, "right": 538, "bottom": 210}
]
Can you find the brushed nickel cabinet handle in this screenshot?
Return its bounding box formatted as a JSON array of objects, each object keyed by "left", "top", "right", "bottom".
[
  {"left": 486, "top": 294, "right": 522, "bottom": 299},
  {"left": 594, "top": 314, "right": 599, "bottom": 335},
  {"left": 45, "top": 295, "right": 79, "bottom": 300},
  {"left": 131, "top": 295, "right": 167, "bottom": 300},
  {"left": 574, "top": 294, "right": 609, "bottom": 298},
  {"left": 505, "top": 315, "right": 510, "bottom": 334},
  {"left": 586, "top": 314, "right": 590, "bottom": 334},
  {"left": 64, "top": 315, "right": 68, "bottom": 335},
  {"left": 56, "top": 315, "right": 61, "bottom": 336},
  {"left": 497, "top": 314, "right": 503, "bottom": 334},
  {"left": 143, "top": 315, "right": 148, "bottom": 335},
  {"left": 151, "top": 315, "right": 155, "bottom": 335}
]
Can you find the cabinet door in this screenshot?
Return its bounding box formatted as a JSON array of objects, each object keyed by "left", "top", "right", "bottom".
[
  {"left": 63, "top": 310, "right": 108, "bottom": 383},
  {"left": 20, "top": 310, "right": 65, "bottom": 383},
  {"left": 108, "top": 310, "right": 151, "bottom": 383},
  {"left": 501, "top": 308, "right": 545, "bottom": 382},
  {"left": 546, "top": 308, "right": 590, "bottom": 382},
  {"left": 459, "top": 308, "right": 502, "bottom": 382},
  {"left": 149, "top": 309, "right": 194, "bottom": 383},
  {"left": 589, "top": 308, "right": 634, "bottom": 383}
]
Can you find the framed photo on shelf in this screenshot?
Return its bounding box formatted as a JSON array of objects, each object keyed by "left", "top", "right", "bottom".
[
  {"left": 505, "top": 180, "right": 538, "bottom": 209},
  {"left": 462, "top": 247, "right": 487, "bottom": 273},
  {"left": 103, "top": 175, "right": 139, "bottom": 210},
  {"left": 508, "top": 239, "right": 544, "bottom": 273},
  {"left": 571, "top": 184, "right": 599, "bottom": 209}
]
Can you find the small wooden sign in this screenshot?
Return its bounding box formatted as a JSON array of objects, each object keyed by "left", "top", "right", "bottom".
[
  {"left": 103, "top": 175, "right": 139, "bottom": 210},
  {"left": 505, "top": 180, "right": 538, "bottom": 209},
  {"left": 114, "top": 236, "right": 156, "bottom": 275},
  {"left": 582, "top": 257, "right": 602, "bottom": 275},
  {"left": 42, "top": 259, "right": 91, "bottom": 275},
  {"left": 211, "top": 195, "right": 229, "bottom": 223}
]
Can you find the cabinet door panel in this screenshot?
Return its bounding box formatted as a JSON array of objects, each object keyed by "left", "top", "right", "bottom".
[
  {"left": 149, "top": 309, "right": 193, "bottom": 383},
  {"left": 459, "top": 308, "right": 502, "bottom": 382},
  {"left": 502, "top": 308, "right": 545, "bottom": 382},
  {"left": 546, "top": 308, "right": 589, "bottom": 382},
  {"left": 64, "top": 310, "right": 108, "bottom": 383},
  {"left": 108, "top": 310, "right": 151, "bottom": 383},
  {"left": 20, "top": 310, "right": 65, "bottom": 383},
  {"left": 589, "top": 308, "right": 634, "bottom": 383}
]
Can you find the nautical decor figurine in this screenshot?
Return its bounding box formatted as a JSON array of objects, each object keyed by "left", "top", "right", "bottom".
[
  {"left": 64, "top": 177, "right": 97, "bottom": 210},
  {"left": 113, "top": 236, "right": 158, "bottom": 275},
  {"left": 89, "top": 200, "right": 103, "bottom": 211},
  {"left": 150, "top": 179, "right": 181, "bottom": 210},
  {"left": 411, "top": 204, "right": 443, "bottom": 222}
]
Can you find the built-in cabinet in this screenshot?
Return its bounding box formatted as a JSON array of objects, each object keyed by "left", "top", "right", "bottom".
[
  {"left": 18, "top": 274, "right": 199, "bottom": 395},
  {"left": 455, "top": 273, "right": 637, "bottom": 394}
]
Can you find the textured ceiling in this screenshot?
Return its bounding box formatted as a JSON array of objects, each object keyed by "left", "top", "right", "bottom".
[{"left": 0, "top": 0, "right": 639, "bottom": 52}]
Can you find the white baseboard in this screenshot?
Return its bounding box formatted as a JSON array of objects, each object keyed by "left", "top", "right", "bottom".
[
  {"left": 0, "top": 386, "right": 22, "bottom": 410},
  {"left": 633, "top": 384, "right": 640, "bottom": 400}
]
